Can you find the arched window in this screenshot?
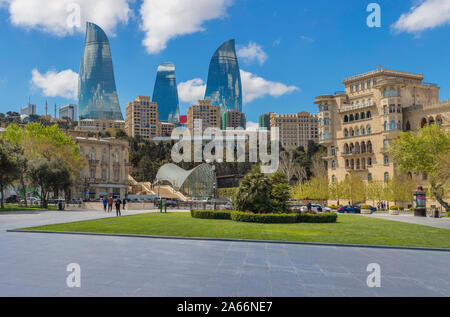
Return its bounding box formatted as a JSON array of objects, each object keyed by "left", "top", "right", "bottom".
[
  {"left": 390, "top": 120, "right": 396, "bottom": 130},
  {"left": 397, "top": 105, "right": 402, "bottom": 113},
  {"left": 355, "top": 113, "right": 360, "bottom": 121},
  {"left": 436, "top": 116, "right": 443, "bottom": 126},
  {"left": 332, "top": 160, "right": 336, "bottom": 169},
  {"left": 344, "top": 115, "right": 349, "bottom": 123},
  {"left": 332, "top": 175, "right": 336, "bottom": 183},
  {"left": 362, "top": 158, "right": 366, "bottom": 170},
  {"left": 350, "top": 128, "right": 355, "bottom": 136},
  {"left": 361, "top": 126, "right": 366, "bottom": 135},
  {"left": 344, "top": 129, "right": 349, "bottom": 137},
  {"left": 368, "top": 141, "right": 373, "bottom": 153},
  {"left": 389, "top": 87, "right": 396, "bottom": 97},
  {"left": 361, "top": 142, "right": 366, "bottom": 153},
  {"left": 384, "top": 155, "right": 390, "bottom": 165},
  {"left": 356, "top": 128, "right": 360, "bottom": 136},
  {"left": 344, "top": 144, "right": 350, "bottom": 154},
  {"left": 406, "top": 121, "right": 411, "bottom": 131},
  {"left": 368, "top": 157, "right": 372, "bottom": 167},
  {"left": 351, "top": 159, "right": 355, "bottom": 170},
  {"left": 367, "top": 111, "right": 371, "bottom": 119},
  {"left": 384, "top": 121, "right": 388, "bottom": 131},
  {"left": 350, "top": 114, "right": 354, "bottom": 122},
  {"left": 429, "top": 117, "right": 435, "bottom": 125},
  {"left": 384, "top": 172, "right": 390, "bottom": 183},
  {"left": 368, "top": 173, "right": 372, "bottom": 182},
  {"left": 361, "top": 112, "right": 366, "bottom": 120},
  {"left": 367, "top": 125, "right": 372, "bottom": 134},
  {"left": 355, "top": 142, "right": 361, "bottom": 154},
  {"left": 421, "top": 118, "right": 427, "bottom": 128},
  {"left": 350, "top": 143, "right": 355, "bottom": 153},
  {"left": 356, "top": 159, "right": 360, "bottom": 170}
]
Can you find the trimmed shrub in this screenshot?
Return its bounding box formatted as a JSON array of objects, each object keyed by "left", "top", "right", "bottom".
[
  {"left": 231, "top": 211, "right": 338, "bottom": 224},
  {"left": 390, "top": 206, "right": 399, "bottom": 211},
  {"left": 191, "top": 210, "right": 232, "bottom": 220},
  {"left": 447, "top": 211, "right": 450, "bottom": 218},
  {"left": 329, "top": 205, "right": 339, "bottom": 210},
  {"left": 361, "top": 205, "right": 371, "bottom": 210}
]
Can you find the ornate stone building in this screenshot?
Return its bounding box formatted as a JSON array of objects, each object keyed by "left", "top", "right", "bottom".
[
  {"left": 270, "top": 112, "right": 319, "bottom": 149},
  {"left": 73, "top": 137, "right": 130, "bottom": 200},
  {"left": 316, "top": 68, "right": 449, "bottom": 185}
]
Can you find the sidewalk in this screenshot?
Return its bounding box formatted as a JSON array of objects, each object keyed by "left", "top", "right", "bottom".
[{"left": 362, "top": 213, "right": 450, "bottom": 230}]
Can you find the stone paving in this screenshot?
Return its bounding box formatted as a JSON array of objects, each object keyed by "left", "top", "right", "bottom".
[
  {"left": 0, "top": 209, "right": 449, "bottom": 297},
  {"left": 363, "top": 213, "right": 450, "bottom": 230}
]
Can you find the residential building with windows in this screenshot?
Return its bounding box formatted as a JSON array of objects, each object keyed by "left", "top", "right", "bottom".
[
  {"left": 125, "top": 96, "right": 159, "bottom": 139},
  {"left": 73, "top": 137, "right": 130, "bottom": 200},
  {"left": 78, "top": 118, "right": 125, "bottom": 132},
  {"left": 187, "top": 100, "right": 221, "bottom": 135},
  {"left": 259, "top": 113, "right": 272, "bottom": 130},
  {"left": 316, "top": 68, "right": 449, "bottom": 187},
  {"left": 21, "top": 104, "right": 36, "bottom": 116},
  {"left": 59, "top": 104, "right": 78, "bottom": 121},
  {"left": 270, "top": 112, "right": 319, "bottom": 149},
  {"left": 221, "top": 110, "right": 246, "bottom": 130}
]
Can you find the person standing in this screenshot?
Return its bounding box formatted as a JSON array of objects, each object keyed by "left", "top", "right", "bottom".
[
  {"left": 115, "top": 198, "right": 122, "bottom": 217},
  {"left": 122, "top": 198, "right": 127, "bottom": 211},
  {"left": 108, "top": 196, "right": 114, "bottom": 213},
  {"left": 102, "top": 197, "right": 108, "bottom": 212}
]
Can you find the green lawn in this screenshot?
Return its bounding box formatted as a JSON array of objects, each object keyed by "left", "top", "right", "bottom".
[
  {"left": 17, "top": 212, "right": 450, "bottom": 249},
  {"left": 0, "top": 204, "right": 58, "bottom": 212}
]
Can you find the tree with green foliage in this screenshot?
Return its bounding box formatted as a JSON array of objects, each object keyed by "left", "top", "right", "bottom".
[
  {"left": 341, "top": 175, "right": 367, "bottom": 204},
  {"left": 28, "top": 157, "right": 73, "bottom": 208},
  {"left": 366, "top": 180, "right": 386, "bottom": 207},
  {"left": 329, "top": 180, "right": 345, "bottom": 205},
  {"left": 386, "top": 176, "right": 416, "bottom": 206},
  {"left": 390, "top": 124, "right": 450, "bottom": 211},
  {"left": 0, "top": 139, "right": 21, "bottom": 209}
]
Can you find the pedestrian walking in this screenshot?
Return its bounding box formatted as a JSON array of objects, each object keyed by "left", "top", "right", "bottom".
[
  {"left": 108, "top": 196, "right": 114, "bottom": 213},
  {"left": 102, "top": 197, "right": 108, "bottom": 212},
  {"left": 122, "top": 198, "right": 127, "bottom": 210},
  {"left": 115, "top": 198, "right": 122, "bottom": 217}
]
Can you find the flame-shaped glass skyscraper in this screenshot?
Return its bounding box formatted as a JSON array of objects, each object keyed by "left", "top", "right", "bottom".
[
  {"left": 152, "top": 62, "right": 180, "bottom": 123},
  {"left": 78, "top": 22, "right": 123, "bottom": 121},
  {"left": 205, "top": 40, "right": 243, "bottom": 113}
]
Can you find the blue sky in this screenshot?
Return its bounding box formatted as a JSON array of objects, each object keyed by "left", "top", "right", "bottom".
[{"left": 0, "top": 0, "right": 450, "bottom": 123}]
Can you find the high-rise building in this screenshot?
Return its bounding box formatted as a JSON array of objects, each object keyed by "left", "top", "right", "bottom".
[
  {"left": 78, "top": 22, "right": 123, "bottom": 121},
  {"left": 316, "top": 68, "right": 449, "bottom": 186},
  {"left": 59, "top": 104, "right": 78, "bottom": 121},
  {"left": 21, "top": 104, "right": 36, "bottom": 116},
  {"left": 152, "top": 63, "right": 180, "bottom": 123},
  {"left": 125, "top": 96, "right": 159, "bottom": 139},
  {"left": 187, "top": 100, "right": 221, "bottom": 135},
  {"left": 259, "top": 113, "right": 273, "bottom": 130},
  {"left": 205, "top": 40, "right": 243, "bottom": 113},
  {"left": 221, "top": 110, "right": 246, "bottom": 130},
  {"left": 270, "top": 112, "right": 319, "bottom": 149}
]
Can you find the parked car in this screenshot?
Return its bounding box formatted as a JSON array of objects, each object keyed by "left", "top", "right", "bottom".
[
  {"left": 6, "top": 196, "right": 18, "bottom": 203},
  {"left": 338, "top": 205, "right": 361, "bottom": 214},
  {"left": 311, "top": 204, "right": 324, "bottom": 213}
]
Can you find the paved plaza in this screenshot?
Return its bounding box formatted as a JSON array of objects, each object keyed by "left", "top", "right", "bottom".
[
  {"left": 0, "top": 209, "right": 449, "bottom": 297},
  {"left": 364, "top": 213, "right": 450, "bottom": 230}
]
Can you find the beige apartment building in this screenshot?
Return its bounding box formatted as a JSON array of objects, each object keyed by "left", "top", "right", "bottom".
[
  {"left": 73, "top": 137, "right": 130, "bottom": 200},
  {"left": 270, "top": 112, "right": 319, "bottom": 149},
  {"left": 187, "top": 100, "right": 221, "bottom": 135},
  {"left": 316, "top": 68, "right": 449, "bottom": 186},
  {"left": 78, "top": 118, "right": 125, "bottom": 132},
  {"left": 125, "top": 96, "right": 159, "bottom": 139}
]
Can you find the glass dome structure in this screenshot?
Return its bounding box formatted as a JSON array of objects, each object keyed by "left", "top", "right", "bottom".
[{"left": 155, "top": 163, "right": 216, "bottom": 198}]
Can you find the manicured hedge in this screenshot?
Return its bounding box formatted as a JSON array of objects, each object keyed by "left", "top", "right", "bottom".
[
  {"left": 231, "top": 211, "right": 338, "bottom": 224},
  {"left": 191, "top": 210, "right": 232, "bottom": 220}
]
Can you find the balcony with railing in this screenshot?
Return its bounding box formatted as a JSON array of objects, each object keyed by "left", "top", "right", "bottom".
[{"left": 339, "top": 100, "right": 375, "bottom": 113}]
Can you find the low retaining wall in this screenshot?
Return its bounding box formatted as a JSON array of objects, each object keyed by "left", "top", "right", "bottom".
[{"left": 81, "top": 202, "right": 155, "bottom": 211}]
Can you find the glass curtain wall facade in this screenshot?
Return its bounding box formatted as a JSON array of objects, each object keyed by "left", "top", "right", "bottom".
[
  {"left": 152, "top": 63, "right": 180, "bottom": 123},
  {"left": 205, "top": 40, "right": 243, "bottom": 113},
  {"left": 78, "top": 22, "right": 123, "bottom": 121}
]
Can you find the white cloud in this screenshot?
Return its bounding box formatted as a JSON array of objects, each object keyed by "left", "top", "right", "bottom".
[
  {"left": 140, "top": 0, "right": 233, "bottom": 54},
  {"left": 237, "top": 42, "right": 268, "bottom": 65},
  {"left": 299, "top": 35, "right": 314, "bottom": 43},
  {"left": 31, "top": 68, "right": 78, "bottom": 99},
  {"left": 178, "top": 70, "right": 299, "bottom": 105},
  {"left": 240, "top": 70, "right": 299, "bottom": 103},
  {"left": 392, "top": 0, "right": 450, "bottom": 33},
  {"left": 178, "top": 78, "right": 207, "bottom": 104},
  {"left": 1, "top": 0, "right": 131, "bottom": 36}
]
